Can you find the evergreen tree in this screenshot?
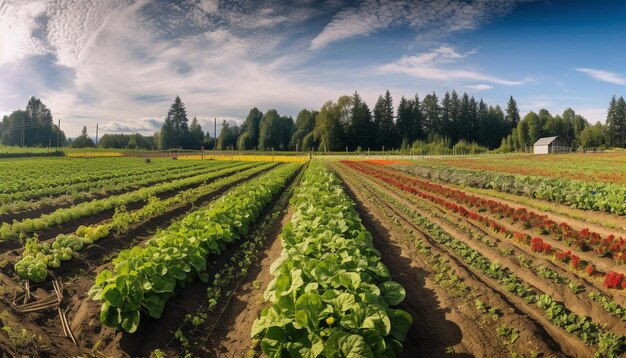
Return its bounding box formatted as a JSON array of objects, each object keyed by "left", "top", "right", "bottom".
[
  {"left": 440, "top": 91, "right": 452, "bottom": 139},
  {"left": 160, "top": 95, "right": 190, "bottom": 149},
  {"left": 373, "top": 91, "right": 397, "bottom": 150},
  {"left": 189, "top": 117, "right": 204, "bottom": 149},
  {"left": 349, "top": 91, "right": 374, "bottom": 150},
  {"left": 396, "top": 96, "right": 413, "bottom": 148},
  {"left": 411, "top": 94, "right": 424, "bottom": 142},
  {"left": 606, "top": 96, "right": 626, "bottom": 148},
  {"left": 449, "top": 91, "right": 461, "bottom": 142},
  {"left": 459, "top": 93, "right": 471, "bottom": 141},
  {"left": 422, "top": 92, "right": 440, "bottom": 138},
  {"left": 505, "top": 96, "right": 520, "bottom": 129}
]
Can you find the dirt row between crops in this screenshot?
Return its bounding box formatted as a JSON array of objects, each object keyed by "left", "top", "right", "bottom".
[
  {"left": 332, "top": 163, "right": 572, "bottom": 358},
  {"left": 0, "top": 164, "right": 282, "bottom": 357}
]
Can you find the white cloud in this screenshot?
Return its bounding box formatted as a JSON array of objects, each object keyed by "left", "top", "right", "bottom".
[
  {"left": 198, "top": 0, "right": 219, "bottom": 14},
  {"left": 311, "top": 0, "right": 528, "bottom": 49},
  {"left": 465, "top": 84, "right": 493, "bottom": 91},
  {"left": 378, "top": 46, "right": 525, "bottom": 86},
  {"left": 575, "top": 68, "right": 626, "bottom": 85},
  {"left": 0, "top": 0, "right": 48, "bottom": 64}
]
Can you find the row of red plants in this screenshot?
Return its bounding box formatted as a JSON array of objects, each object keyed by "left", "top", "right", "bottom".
[
  {"left": 341, "top": 160, "right": 624, "bottom": 290},
  {"left": 346, "top": 161, "right": 626, "bottom": 263}
]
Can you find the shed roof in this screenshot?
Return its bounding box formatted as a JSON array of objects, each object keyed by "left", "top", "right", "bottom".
[{"left": 533, "top": 136, "right": 559, "bottom": 146}]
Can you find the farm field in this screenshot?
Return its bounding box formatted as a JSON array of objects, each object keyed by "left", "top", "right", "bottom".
[{"left": 1, "top": 153, "right": 626, "bottom": 357}]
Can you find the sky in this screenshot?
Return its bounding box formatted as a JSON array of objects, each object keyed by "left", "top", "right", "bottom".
[{"left": 1, "top": 0, "right": 625, "bottom": 137}]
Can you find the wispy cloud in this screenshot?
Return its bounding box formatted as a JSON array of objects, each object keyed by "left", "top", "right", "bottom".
[
  {"left": 465, "top": 84, "right": 493, "bottom": 91},
  {"left": 575, "top": 68, "right": 626, "bottom": 85},
  {"left": 311, "top": 0, "right": 528, "bottom": 49},
  {"left": 378, "top": 46, "right": 525, "bottom": 86},
  {"left": 0, "top": 0, "right": 341, "bottom": 135}
]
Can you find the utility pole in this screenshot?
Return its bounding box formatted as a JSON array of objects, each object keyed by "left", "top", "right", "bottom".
[
  {"left": 214, "top": 118, "right": 217, "bottom": 151},
  {"left": 95, "top": 123, "right": 99, "bottom": 146}
]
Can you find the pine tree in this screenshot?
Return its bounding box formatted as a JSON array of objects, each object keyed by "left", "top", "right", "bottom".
[
  {"left": 189, "top": 117, "right": 204, "bottom": 149},
  {"left": 349, "top": 91, "right": 374, "bottom": 150},
  {"left": 396, "top": 96, "right": 413, "bottom": 147},
  {"left": 373, "top": 90, "right": 396, "bottom": 150},
  {"left": 411, "top": 94, "right": 424, "bottom": 142},
  {"left": 422, "top": 92, "right": 440, "bottom": 138},
  {"left": 161, "top": 95, "right": 190, "bottom": 149},
  {"left": 505, "top": 96, "right": 520, "bottom": 129}
]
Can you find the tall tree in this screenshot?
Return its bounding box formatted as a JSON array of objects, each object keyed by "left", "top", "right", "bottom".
[
  {"left": 440, "top": 91, "right": 452, "bottom": 139},
  {"left": 411, "top": 94, "right": 424, "bottom": 142},
  {"left": 313, "top": 100, "right": 344, "bottom": 151},
  {"left": 449, "top": 91, "right": 461, "bottom": 141},
  {"left": 258, "top": 109, "right": 282, "bottom": 150},
  {"left": 238, "top": 108, "right": 263, "bottom": 150},
  {"left": 422, "top": 92, "right": 440, "bottom": 138},
  {"left": 525, "top": 111, "right": 542, "bottom": 145},
  {"left": 290, "top": 109, "right": 317, "bottom": 151},
  {"left": 517, "top": 120, "right": 530, "bottom": 149},
  {"left": 189, "top": 117, "right": 204, "bottom": 149},
  {"left": 160, "top": 95, "right": 190, "bottom": 149},
  {"left": 373, "top": 90, "right": 396, "bottom": 149},
  {"left": 396, "top": 96, "right": 413, "bottom": 148},
  {"left": 609, "top": 96, "right": 626, "bottom": 147},
  {"left": 349, "top": 91, "right": 374, "bottom": 150},
  {"left": 505, "top": 96, "right": 520, "bottom": 129}
]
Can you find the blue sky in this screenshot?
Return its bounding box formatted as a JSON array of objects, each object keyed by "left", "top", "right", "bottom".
[{"left": 1, "top": 0, "right": 625, "bottom": 136}]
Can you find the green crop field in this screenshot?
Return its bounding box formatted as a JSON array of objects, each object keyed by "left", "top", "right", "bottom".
[{"left": 1, "top": 153, "right": 626, "bottom": 357}]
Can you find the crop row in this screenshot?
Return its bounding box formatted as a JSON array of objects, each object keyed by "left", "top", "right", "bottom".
[
  {"left": 394, "top": 163, "right": 626, "bottom": 215},
  {"left": 352, "top": 165, "right": 626, "bottom": 329},
  {"left": 88, "top": 163, "right": 301, "bottom": 333},
  {"left": 344, "top": 161, "right": 626, "bottom": 294},
  {"left": 0, "top": 160, "right": 227, "bottom": 205},
  {"left": 252, "top": 161, "right": 412, "bottom": 357},
  {"left": 341, "top": 162, "right": 626, "bottom": 357},
  {"left": 350, "top": 161, "right": 626, "bottom": 266},
  {"left": 0, "top": 157, "right": 205, "bottom": 195},
  {"left": 13, "top": 163, "right": 276, "bottom": 283},
  {"left": 0, "top": 161, "right": 258, "bottom": 241}
]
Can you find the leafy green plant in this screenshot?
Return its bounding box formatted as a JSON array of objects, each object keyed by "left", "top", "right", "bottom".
[
  {"left": 252, "top": 161, "right": 412, "bottom": 357},
  {"left": 89, "top": 163, "right": 300, "bottom": 333}
]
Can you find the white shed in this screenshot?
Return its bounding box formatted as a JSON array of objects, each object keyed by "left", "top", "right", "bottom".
[{"left": 533, "top": 136, "right": 569, "bottom": 154}]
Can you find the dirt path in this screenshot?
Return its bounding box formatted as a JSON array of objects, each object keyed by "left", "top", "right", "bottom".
[{"left": 202, "top": 204, "right": 292, "bottom": 357}]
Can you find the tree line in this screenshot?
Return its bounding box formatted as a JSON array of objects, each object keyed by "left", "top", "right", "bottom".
[
  {"left": 156, "top": 92, "right": 626, "bottom": 153},
  {"left": 1, "top": 97, "right": 66, "bottom": 147},
  {"left": 4, "top": 93, "right": 626, "bottom": 152}
]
